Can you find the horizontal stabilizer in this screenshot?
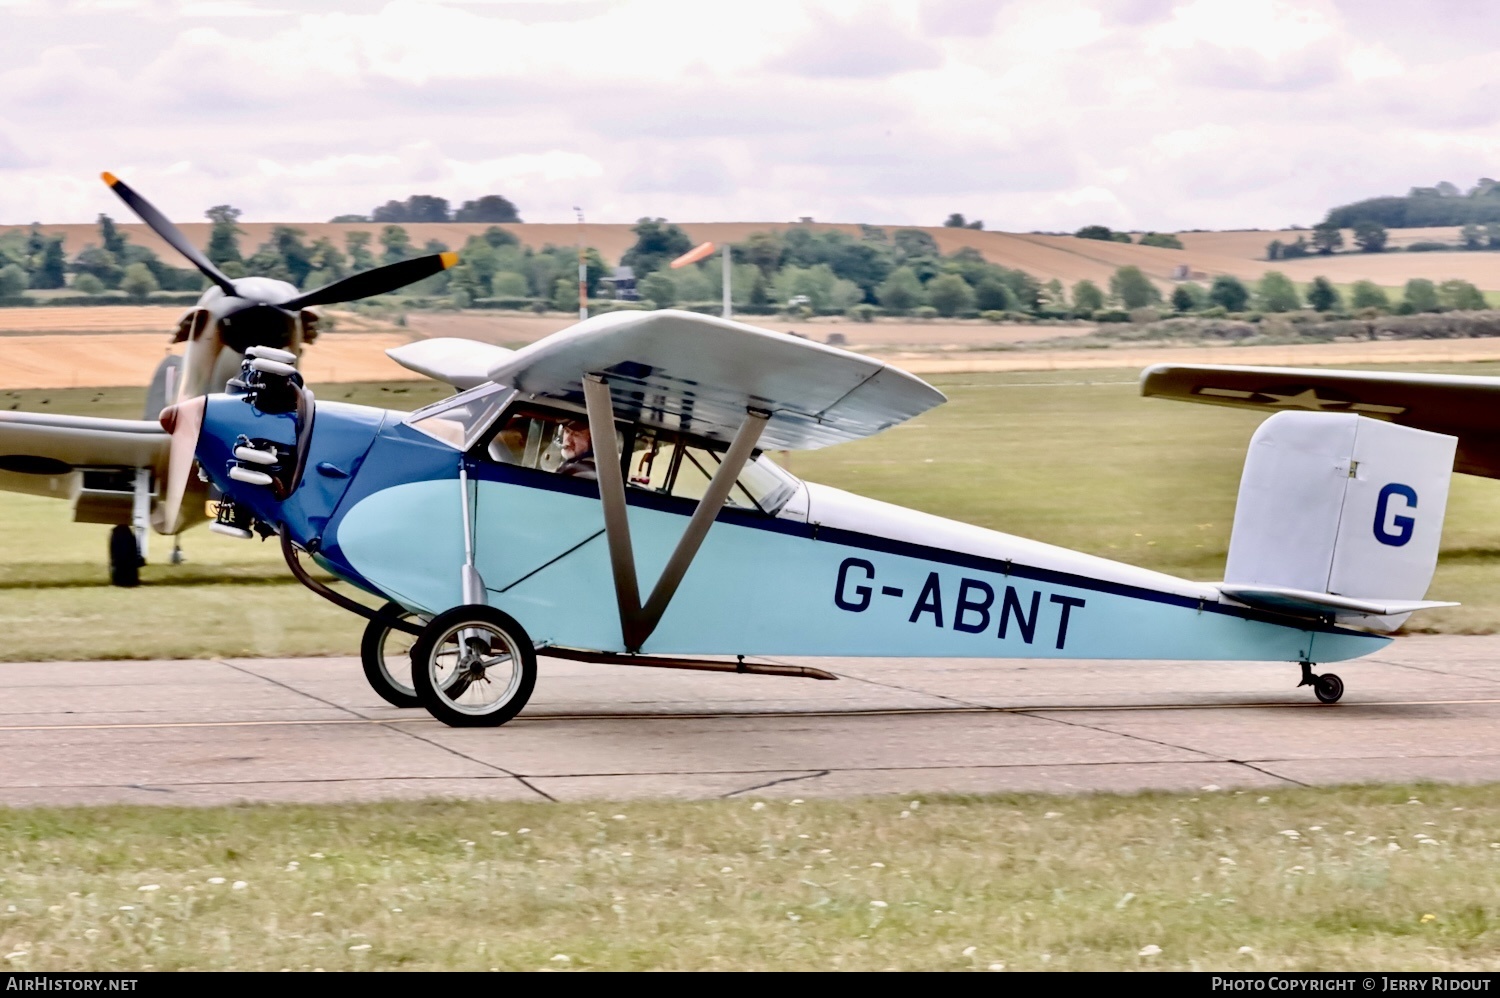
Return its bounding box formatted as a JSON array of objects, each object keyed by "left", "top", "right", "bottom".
[
  {"left": 386, "top": 338, "right": 515, "bottom": 390},
  {"left": 1219, "top": 584, "right": 1457, "bottom": 619}
]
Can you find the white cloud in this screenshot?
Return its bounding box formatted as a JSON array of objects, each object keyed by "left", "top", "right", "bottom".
[{"left": 2, "top": 0, "right": 1498, "bottom": 234}]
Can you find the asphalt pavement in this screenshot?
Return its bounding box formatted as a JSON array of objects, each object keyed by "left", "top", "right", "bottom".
[{"left": 3, "top": 635, "right": 1498, "bottom": 806}]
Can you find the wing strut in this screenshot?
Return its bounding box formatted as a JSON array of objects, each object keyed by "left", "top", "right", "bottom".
[{"left": 583, "top": 373, "right": 769, "bottom": 652}]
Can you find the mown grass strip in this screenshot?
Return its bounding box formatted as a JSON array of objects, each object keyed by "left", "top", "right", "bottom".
[{"left": 0, "top": 784, "right": 1495, "bottom": 971}]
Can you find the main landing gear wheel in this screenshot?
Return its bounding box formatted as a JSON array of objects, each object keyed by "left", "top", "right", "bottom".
[
  {"left": 410, "top": 605, "right": 537, "bottom": 728},
  {"left": 360, "top": 602, "right": 426, "bottom": 708},
  {"left": 108, "top": 525, "right": 142, "bottom": 588},
  {"left": 1313, "top": 673, "right": 1344, "bottom": 704}
]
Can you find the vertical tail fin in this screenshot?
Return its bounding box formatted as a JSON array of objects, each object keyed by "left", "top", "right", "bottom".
[{"left": 1223, "top": 411, "right": 1457, "bottom": 631}]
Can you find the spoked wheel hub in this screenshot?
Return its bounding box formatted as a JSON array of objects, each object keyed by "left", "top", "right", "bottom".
[{"left": 410, "top": 606, "right": 537, "bottom": 727}]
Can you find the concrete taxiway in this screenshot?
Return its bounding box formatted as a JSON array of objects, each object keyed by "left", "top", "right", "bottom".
[{"left": 3, "top": 635, "right": 1499, "bottom": 806}]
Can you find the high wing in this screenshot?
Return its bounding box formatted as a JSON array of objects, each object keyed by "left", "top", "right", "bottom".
[
  {"left": 1140, "top": 363, "right": 1500, "bottom": 478},
  {"left": 486, "top": 309, "right": 946, "bottom": 450},
  {"left": 386, "top": 338, "right": 516, "bottom": 391}
]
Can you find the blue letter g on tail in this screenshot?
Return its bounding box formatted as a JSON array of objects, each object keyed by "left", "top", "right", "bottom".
[{"left": 1374, "top": 483, "right": 1417, "bottom": 547}]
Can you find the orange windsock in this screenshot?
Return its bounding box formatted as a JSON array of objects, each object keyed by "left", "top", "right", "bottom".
[{"left": 670, "top": 241, "right": 715, "bottom": 268}]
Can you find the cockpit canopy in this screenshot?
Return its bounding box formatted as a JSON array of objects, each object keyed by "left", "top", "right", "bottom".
[{"left": 406, "top": 383, "right": 800, "bottom": 514}]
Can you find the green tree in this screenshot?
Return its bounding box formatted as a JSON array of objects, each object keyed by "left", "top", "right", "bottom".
[
  {"left": 98, "top": 214, "right": 126, "bottom": 257},
  {"left": 1265, "top": 239, "right": 1284, "bottom": 260},
  {"left": 1312, "top": 223, "right": 1344, "bottom": 255},
  {"left": 30, "top": 237, "right": 65, "bottom": 289},
  {"left": 205, "top": 205, "right": 243, "bottom": 265},
  {"left": 306, "top": 237, "right": 348, "bottom": 282},
  {"left": 1487, "top": 223, "right": 1500, "bottom": 249},
  {"left": 1403, "top": 278, "right": 1440, "bottom": 313},
  {"left": 1353, "top": 220, "right": 1388, "bottom": 253},
  {"left": 1170, "top": 283, "right": 1204, "bottom": 312},
  {"left": 621, "top": 218, "right": 693, "bottom": 280},
  {"left": 1461, "top": 223, "right": 1485, "bottom": 250},
  {"left": 772, "top": 264, "right": 860, "bottom": 311},
  {"left": 552, "top": 276, "right": 578, "bottom": 313},
  {"left": 268, "top": 226, "right": 314, "bottom": 287},
  {"left": 1138, "top": 232, "right": 1184, "bottom": 249},
  {"left": 1108, "top": 265, "right": 1159, "bottom": 309},
  {"left": 926, "top": 273, "right": 976, "bottom": 317},
  {"left": 1349, "top": 280, "right": 1390, "bottom": 310},
  {"left": 1256, "top": 271, "right": 1300, "bottom": 312},
  {"left": 380, "top": 225, "right": 412, "bottom": 265},
  {"left": 671, "top": 265, "right": 714, "bottom": 303},
  {"left": 738, "top": 231, "right": 784, "bottom": 277},
  {"left": 121, "top": 261, "right": 158, "bottom": 300},
  {"left": 1209, "top": 274, "right": 1250, "bottom": 311},
  {"left": 1075, "top": 225, "right": 1115, "bottom": 241},
  {"left": 72, "top": 246, "right": 122, "bottom": 288},
  {"left": 490, "top": 271, "right": 529, "bottom": 297},
  {"left": 1438, "top": 279, "right": 1486, "bottom": 311},
  {"left": 0, "top": 263, "right": 26, "bottom": 297},
  {"left": 639, "top": 271, "right": 677, "bottom": 307},
  {"left": 1070, "top": 279, "right": 1105, "bottom": 313},
  {"left": 975, "top": 277, "right": 1016, "bottom": 312},
  {"left": 483, "top": 225, "right": 520, "bottom": 249},
  {"left": 876, "top": 266, "right": 925, "bottom": 313},
  {"left": 1306, "top": 276, "right": 1340, "bottom": 312},
  {"left": 1282, "top": 236, "right": 1311, "bottom": 258},
  {"left": 72, "top": 273, "right": 105, "bottom": 294},
  {"left": 346, "top": 231, "right": 377, "bottom": 271},
  {"left": 454, "top": 195, "right": 521, "bottom": 223}
]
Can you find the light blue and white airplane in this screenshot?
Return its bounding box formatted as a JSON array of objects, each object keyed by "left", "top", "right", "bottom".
[{"left": 158, "top": 310, "right": 1460, "bottom": 726}]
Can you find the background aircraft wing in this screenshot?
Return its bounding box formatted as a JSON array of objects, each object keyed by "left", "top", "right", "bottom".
[
  {"left": 1140, "top": 363, "right": 1500, "bottom": 478},
  {"left": 486, "top": 309, "right": 946, "bottom": 450},
  {"left": 0, "top": 411, "right": 169, "bottom": 501},
  {"left": 385, "top": 338, "right": 516, "bottom": 391}
]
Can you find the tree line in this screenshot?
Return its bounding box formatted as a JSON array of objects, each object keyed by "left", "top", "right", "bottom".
[
  {"left": 330, "top": 193, "right": 522, "bottom": 224},
  {"left": 1091, "top": 266, "right": 1489, "bottom": 319},
  {"left": 1323, "top": 178, "right": 1500, "bottom": 229}
]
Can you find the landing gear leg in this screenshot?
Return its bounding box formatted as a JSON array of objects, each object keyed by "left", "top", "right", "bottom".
[{"left": 1298, "top": 660, "right": 1344, "bottom": 704}]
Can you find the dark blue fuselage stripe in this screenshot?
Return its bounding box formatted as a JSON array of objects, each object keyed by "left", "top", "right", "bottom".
[{"left": 420, "top": 459, "right": 1366, "bottom": 639}]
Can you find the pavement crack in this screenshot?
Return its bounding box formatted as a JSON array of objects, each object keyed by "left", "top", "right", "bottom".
[
  {"left": 215, "top": 660, "right": 551, "bottom": 801},
  {"left": 724, "top": 770, "right": 830, "bottom": 797},
  {"left": 1013, "top": 706, "right": 1308, "bottom": 786}
]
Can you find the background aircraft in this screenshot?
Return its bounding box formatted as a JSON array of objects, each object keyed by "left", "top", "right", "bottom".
[
  {"left": 1140, "top": 363, "right": 1500, "bottom": 479},
  {"left": 0, "top": 174, "right": 457, "bottom": 585}
]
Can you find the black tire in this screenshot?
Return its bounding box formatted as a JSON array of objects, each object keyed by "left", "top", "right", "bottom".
[
  {"left": 360, "top": 602, "right": 425, "bottom": 708},
  {"left": 410, "top": 605, "right": 537, "bottom": 728},
  {"left": 108, "top": 525, "right": 141, "bottom": 588},
  {"left": 1314, "top": 673, "right": 1344, "bottom": 704}
]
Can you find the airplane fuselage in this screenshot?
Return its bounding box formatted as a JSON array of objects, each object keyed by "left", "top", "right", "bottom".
[{"left": 196, "top": 391, "right": 1389, "bottom": 665}]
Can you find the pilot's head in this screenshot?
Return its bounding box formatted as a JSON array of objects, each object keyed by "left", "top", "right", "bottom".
[{"left": 560, "top": 421, "right": 591, "bottom": 460}]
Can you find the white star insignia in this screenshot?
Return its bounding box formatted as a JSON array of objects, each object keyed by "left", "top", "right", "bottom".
[{"left": 1258, "top": 389, "right": 1348, "bottom": 410}]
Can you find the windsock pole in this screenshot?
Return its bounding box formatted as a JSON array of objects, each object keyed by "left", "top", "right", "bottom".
[
  {"left": 722, "top": 244, "right": 731, "bottom": 319},
  {"left": 574, "top": 206, "right": 587, "bottom": 320}
]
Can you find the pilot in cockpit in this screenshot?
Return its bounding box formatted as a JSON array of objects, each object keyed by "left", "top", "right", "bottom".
[{"left": 556, "top": 420, "right": 597, "bottom": 480}]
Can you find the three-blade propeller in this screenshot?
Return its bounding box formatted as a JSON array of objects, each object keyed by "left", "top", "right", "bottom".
[{"left": 101, "top": 172, "right": 458, "bottom": 308}]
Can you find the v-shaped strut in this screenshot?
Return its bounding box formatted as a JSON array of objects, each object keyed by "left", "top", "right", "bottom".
[{"left": 583, "top": 374, "right": 769, "bottom": 652}]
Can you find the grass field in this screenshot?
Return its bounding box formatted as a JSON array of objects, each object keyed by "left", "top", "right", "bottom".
[
  {"left": 4, "top": 366, "right": 1500, "bottom": 661},
  {"left": 0, "top": 785, "right": 1494, "bottom": 971}
]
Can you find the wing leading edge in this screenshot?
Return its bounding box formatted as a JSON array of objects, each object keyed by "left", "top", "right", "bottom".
[
  {"left": 486, "top": 309, "right": 946, "bottom": 450},
  {"left": 1140, "top": 363, "right": 1500, "bottom": 478}
]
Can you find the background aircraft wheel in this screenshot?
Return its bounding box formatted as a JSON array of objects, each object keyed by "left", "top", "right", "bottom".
[
  {"left": 410, "top": 605, "right": 536, "bottom": 728},
  {"left": 1314, "top": 673, "right": 1344, "bottom": 704},
  {"left": 108, "top": 525, "right": 142, "bottom": 588},
  {"left": 360, "top": 602, "right": 425, "bottom": 708}
]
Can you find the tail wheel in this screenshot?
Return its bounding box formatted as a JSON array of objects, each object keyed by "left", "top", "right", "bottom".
[
  {"left": 410, "top": 605, "right": 537, "bottom": 728},
  {"left": 1314, "top": 673, "right": 1344, "bottom": 704},
  {"left": 108, "top": 525, "right": 141, "bottom": 588},
  {"left": 360, "top": 602, "right": 425, "bottom": 708}
]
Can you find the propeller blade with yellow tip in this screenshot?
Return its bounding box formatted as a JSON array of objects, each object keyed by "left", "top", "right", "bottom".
[
  {"left": 283, "top": 251, "right": 460, "bottom": 309},
  {"left": 101, "top": 172, "right": 238, "bottom": 296}
]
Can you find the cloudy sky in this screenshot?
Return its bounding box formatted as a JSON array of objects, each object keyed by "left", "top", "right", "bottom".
[{"left": 2, "top": 0, "right": 1497, "bottom": 231}]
